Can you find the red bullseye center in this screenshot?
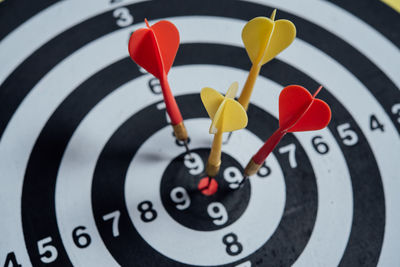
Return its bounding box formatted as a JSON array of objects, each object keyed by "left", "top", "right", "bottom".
[{"left": 198, "top": 177, "right": 218, "bottom": 196}]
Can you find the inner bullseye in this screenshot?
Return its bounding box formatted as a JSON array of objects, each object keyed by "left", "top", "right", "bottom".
[{"left": 198, "top": 177, "right": 218, "bottom": 196}]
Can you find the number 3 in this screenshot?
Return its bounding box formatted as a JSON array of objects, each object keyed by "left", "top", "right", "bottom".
[
  {"left": 391, "top": 103, "right": 400, "bottom": 124},
  {"left": 113, "top": 7, "right": 133, "bottom": 27}
]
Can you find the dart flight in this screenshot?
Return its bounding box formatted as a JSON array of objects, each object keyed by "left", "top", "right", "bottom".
[
  {"left": 243, "top": 85, "right": 331, "bottom": 178},
  {"left": 238, "top": 9, "right": 296, "bottom": 110},
  {"left": 201, "top": 82, "right": 248, "bottom": 177},
  {"left": 128, "top": 19, "right": 190, "bottom": 147}
]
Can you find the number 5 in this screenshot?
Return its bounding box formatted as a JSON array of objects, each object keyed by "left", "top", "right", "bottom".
[
  {"left": 37, "top": 237, "right": 58, "bottom": 263},
  {"left": 337, "top": 123, "right": 358, "bottom": 146}
]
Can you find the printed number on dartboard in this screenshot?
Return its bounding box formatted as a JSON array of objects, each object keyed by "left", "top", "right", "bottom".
[
  {"left": 138, "top": 201, "right": 158, "bottom": 222},
  {"left": 223, "top": 233, "right": 243, "bottom": 256},
  {"left": 3, "top": 252, "right": 21, "bottom": 267}
]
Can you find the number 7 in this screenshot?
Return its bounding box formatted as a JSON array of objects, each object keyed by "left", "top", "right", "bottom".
[
  {"left": 278, "top": 143, "right": 297, "bottom": 168},
  {"left": 103, "top": 210, "right": 121, "bottom": 237}
]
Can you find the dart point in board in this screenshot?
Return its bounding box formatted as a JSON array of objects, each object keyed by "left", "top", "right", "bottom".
[{"left": 128, "top": 19, "right": 191, "bottom": 154}]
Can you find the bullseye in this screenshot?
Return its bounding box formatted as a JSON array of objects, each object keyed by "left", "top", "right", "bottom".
[{"left": 198, "top": 177, "right": 218, "bottom": 196}]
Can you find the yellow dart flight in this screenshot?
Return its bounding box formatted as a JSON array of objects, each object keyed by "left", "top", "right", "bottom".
[
  {"left": 201, "top": 82, "right": 248, "bottom": 177},
  {"left": 238, "top": 9, "right": 296, "bottom": 110}
]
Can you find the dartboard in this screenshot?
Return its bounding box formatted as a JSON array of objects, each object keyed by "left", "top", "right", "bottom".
[{"left": 1, "top": 0, "right": 399, "bottom": 266}]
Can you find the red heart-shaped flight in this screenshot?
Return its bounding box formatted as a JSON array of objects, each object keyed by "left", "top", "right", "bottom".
[
  {"left": 279, "top": 85, "right": 331, "bottom": 132},
  {"left": 128, "top": 20, "right": 179, "bottom": 79}
]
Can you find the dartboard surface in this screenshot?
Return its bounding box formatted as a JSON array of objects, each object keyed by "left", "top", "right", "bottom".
[{"left": 1, "top": 0, "right": 399, "bottom": 266}]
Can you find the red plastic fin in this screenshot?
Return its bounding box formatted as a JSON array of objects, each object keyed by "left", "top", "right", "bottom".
[
  {"left": 128, "top": 27, "right": 164, "bottom": 78},
  {"left": 278, "top": 85, "right": 313, "bottom": 130},
  {"left": 144, "top": 18, "right": 150, "bottom": 28},
  {"left": 313, "top": 85, "right": 323, "bottom": 97},
  {"left": 287, "top": 98, "right": 331, "bottom": 132},
  {"left": 151, "top": 20, "right": 180, "bottom": 75}
]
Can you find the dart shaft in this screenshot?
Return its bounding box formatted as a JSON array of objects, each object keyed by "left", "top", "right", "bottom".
[
  {"left": 238, "top": 64, "right": 261, "bottom": 110},
  {"left": 159, "top": 74, "right": 183, "bottom": 126},
  {"left": 253, "top": 128, "right": 286, "bottom": 165},
  {"left": 206, "top": 131, "right": 223, "bottom": 177}
]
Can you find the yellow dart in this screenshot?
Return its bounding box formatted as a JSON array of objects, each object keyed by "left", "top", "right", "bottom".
[
  {"left": 238, "top": 9, "right": 296, "bottom": 110},
  {"left": 201, "top": 82, "right": 248, "bottom": 177}
]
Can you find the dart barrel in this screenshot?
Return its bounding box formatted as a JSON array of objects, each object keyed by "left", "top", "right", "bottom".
[
  {"left": 244, "top": 158, "right": 262, "bottom": 177},
  {"left": 172, "top": 122, "right": 188, "bottom": 141},
  {"left": 206, "top": 161, "right": 221, "bottom": 178}
]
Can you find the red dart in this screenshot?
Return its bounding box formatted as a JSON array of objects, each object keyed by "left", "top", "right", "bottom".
[
  {"left": 243, "top": 85, "right": 331, "bottom": 178},
  {"left": 128, "top": 19, "right": 189, "bottom": 145}
]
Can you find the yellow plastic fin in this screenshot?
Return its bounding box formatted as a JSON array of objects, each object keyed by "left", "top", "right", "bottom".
[
  {"left": 225, "top": 81, "right": 238, "bottom": 99},
  {"left": 200, "top": 87, "right": 224, "bottom": 120},
  {"left": 242, "top": 10, "right": 296, "bottom": 66},
  {"left": 260, "top": 19, "right": 296, "bottom": 65},
  {"left": 270, "top": 9, "right": 276, "bottom": 20},
  {"left": 209, "top": 101, "right": 225, "bottom": 134},
  {"left": 242, "top": 17, "right": 274, "bottom": 65},
  {"left": 201, "top": 82, "right": 248, "bottom": 134},
  {"left": 219, "top": 99, "right": 248, "bottom": 132}
]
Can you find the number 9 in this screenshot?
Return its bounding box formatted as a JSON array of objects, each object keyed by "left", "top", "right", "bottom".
[
  {"left": 223, "top": 166, "right": 243, "bottom": 189},
  {"left": 207, "top": 202, "right": 228, "bottom": 225},
  {"left": 170, "top": 187, "right": 191, "bottom": 210},
  {"left": 183, "top": 153, "right": 204, "bottom": 175}
]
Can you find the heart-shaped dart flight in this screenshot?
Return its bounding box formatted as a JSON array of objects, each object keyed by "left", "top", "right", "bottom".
[
  {"left": 201, "top": 82, "right": 248, "bottom": 178},
  {"left": 238, "top": 10, "right": 296, "bottom": 110},
  {"left": 242, "top": 85, "right": 331, "bottom": 179},
  {"left": 128, "top": 19, "right": 189, "bottom": 145}
]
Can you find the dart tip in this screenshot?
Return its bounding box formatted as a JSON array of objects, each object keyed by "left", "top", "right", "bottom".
[
  {"left": 223, "top": 132, "right": 233, "bottom": 144},
  {"left": 144, "top": 18, "right": 150, "bottom": 28},
  {"left": 183, "top": 140, "right": 193, "bottom": 160},
  {"left": 207, "top": 176, "right": 212, "bottom": 187},
  {"left": 270, "top": 9, "right": 277, "bottom": 21},
  {"left": 239, "top": 176, "right": 248, "bottom": 187},
  {"left": 313, "top": 85, "right": 323, "bottom": 97}
]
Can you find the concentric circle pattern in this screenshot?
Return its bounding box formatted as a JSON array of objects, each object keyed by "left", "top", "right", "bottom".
[{"left": 0, "top": 1, "right": 399, "bottom": 266}]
